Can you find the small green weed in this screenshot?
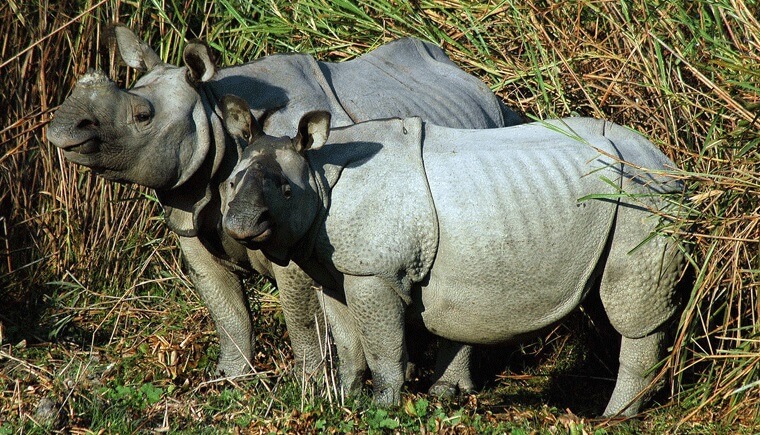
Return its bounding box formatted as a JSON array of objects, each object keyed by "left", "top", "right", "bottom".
[
  {"left": 101, "top": 382, "right": 165, "bottom": 410},
  {"left": 365, "top": 408, "right": 401, "bottom": 431}
]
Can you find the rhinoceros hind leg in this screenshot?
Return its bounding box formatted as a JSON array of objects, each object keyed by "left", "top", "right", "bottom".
[
  {"left": 603, "top": 327, "right": 665, "bottom": 417},
  {"left": 598, "top": 205, "right": 684, "bottom": 415},
  {"left": 429, "top": 339, "right": 475, "bottom": 398}
]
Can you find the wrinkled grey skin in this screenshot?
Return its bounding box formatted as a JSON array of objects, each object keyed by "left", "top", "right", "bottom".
[
  {"left": 47, "top": 25, "right": 521, "bottom": 383},
  {"left": 220, "top": 98, "right": 686, "bottom": 417}
]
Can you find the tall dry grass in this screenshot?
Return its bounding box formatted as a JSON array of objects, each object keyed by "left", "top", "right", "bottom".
[
  {"left": 1, "top": 0, "right": 758, "bottom": 429},
  {"left": 1, "top": 0, "right": 176, "bottom": 350}
]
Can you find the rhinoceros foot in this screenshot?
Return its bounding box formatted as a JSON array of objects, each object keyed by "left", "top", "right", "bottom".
[
  {"left": 601, "top": 328, "right": 667, "bottom": 418},
  {"left": 428, "top": 381, "right": 458, "bottom": 398},
  {"left": 214, "top": 354, "right": 253, "bottom": 379},
  {"left": 428, "top": 378, "right": 475, "bottom": 398}
]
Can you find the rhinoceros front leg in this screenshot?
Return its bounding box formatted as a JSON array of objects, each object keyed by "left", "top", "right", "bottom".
[
  {"left": 271, "top": 261, "right": 327, "bottom": 375},
  {"left": 344, "top": 274, "right": 407, "bottom": 406},
  {"left": 179, "top": 236, "right": 252, "bottom": 377},
  {"left": 320, "top": 289, "right": 367, "bottom": 396},
  {"left": 428, "top": 339, "right": 475, "bottom": 398}
]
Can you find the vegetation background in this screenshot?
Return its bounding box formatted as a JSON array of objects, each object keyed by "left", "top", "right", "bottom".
[{"left": 1, "top": 0, "right": 758, "bottom": 432}]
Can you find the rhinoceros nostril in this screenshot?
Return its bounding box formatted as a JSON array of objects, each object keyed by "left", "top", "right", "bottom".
[
  {"left": 256, "top": 210, "right": 271, "bottom": 227},
  {"left": 76, "top": 118, "right": 99, "bottom": 130},
  {"left": 225, "top": 221, "right": 248, "bottom": 241}
]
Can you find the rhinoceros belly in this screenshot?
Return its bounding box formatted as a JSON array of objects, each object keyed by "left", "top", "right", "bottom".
[{"left": 418, "top": 120, "right": 620, "bottom": 344}]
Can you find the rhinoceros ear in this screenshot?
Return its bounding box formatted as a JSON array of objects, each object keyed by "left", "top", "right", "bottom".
[
  {"left": 184, "top": 41, "right": 217, "bottom": 84},
  {"left": 295, "top": 111, "right": 331, "bottom": 153},
  {"left": 110, "top": 24, "right": 163, "bottom": 71},
  {"left": 220, "top": 95, "right": 263, "bottom": 145}
]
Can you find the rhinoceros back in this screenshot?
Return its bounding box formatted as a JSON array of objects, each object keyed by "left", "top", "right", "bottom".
[
  {"left": 601, "top": 120, "right": 683, "bottom": 201},
  {"left": 213, "top": 54, "right": 350, "bottom": 136},
  {"left": 418, "top": 118, "right": 673, "bottom": 342},
  {"left": 322, "top": 38, "right": 515, "bottom": 129},
  {"left": 212, "top": 38, "right": 519, "bottom": 139}
]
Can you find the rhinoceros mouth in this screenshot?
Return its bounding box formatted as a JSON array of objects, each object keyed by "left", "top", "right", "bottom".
[
  {"left": 61, "top": 138, "right": 100, "bottom": 155},
  {"left": 250, "top": 226, "right": 273, "bottom": 243},
  {"left": 232, "top": 223, "right": 274, "bottom": 250}
]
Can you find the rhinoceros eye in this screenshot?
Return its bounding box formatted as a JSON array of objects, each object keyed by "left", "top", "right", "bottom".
[
  {"left": 229, "top": 170, "right": 245, "bottom": 190},
  {"left": 133, "top": 102, "right": 153, "bottom": 124},
  {"left": 135, "top": 110, "right": 152, "bottom": 123},
  {"left": 281, "top": 183, "right": 292, "bottom": 199}
]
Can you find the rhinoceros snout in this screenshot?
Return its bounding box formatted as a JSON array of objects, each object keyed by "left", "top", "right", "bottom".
[
  {"left": 49, "top": 115, "right": 102, "bottom": 151},
  {"left": 48, "top": 69, "right": 115, "bottom": 152},
  {"left": 224, "top": 207, "right": 274, "bottom": 244}
]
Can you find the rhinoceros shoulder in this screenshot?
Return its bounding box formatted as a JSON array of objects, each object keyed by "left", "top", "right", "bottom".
[{"left": 309, "top": 118, "right": 439, "bottom": 298}]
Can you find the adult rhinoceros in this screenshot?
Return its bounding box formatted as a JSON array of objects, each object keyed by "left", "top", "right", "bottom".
[
  {"left": 219, "top": 96, "right": 686, "bottom": 417},
  {"left": 47, "top": 25, "right": 521, "bottom": 381}
]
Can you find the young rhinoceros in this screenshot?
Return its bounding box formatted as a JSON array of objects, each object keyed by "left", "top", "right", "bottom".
[
  {"left": 220, "top": 96, "right": 687, "bottom": 417},
  {"left": 47, "top": 26, "right": 519, "bottom": 380}
]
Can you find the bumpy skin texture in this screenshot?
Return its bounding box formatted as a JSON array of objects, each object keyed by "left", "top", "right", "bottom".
[
  {"left": 221, "top": 110, "right": 686, "bottom": 416},
  {"left": 47, "top": 26, "right": 520, "bottom": 379}
]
